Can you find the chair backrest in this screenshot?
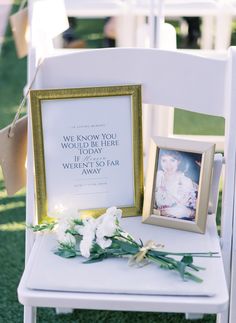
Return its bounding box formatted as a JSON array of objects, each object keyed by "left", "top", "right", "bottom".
[
  {"left": 26, "top": 47, "right": 236, "bottom": 288},
  {"left": 209, "top": 153, "right": 223, "bottom": 214},
  {"left": 34, "top": 49, "right": 226, "bottom": 114}
]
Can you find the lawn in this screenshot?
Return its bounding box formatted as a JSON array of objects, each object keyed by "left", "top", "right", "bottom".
[{"left": 1, "top": 4, "right": 233, "bottom": 322}]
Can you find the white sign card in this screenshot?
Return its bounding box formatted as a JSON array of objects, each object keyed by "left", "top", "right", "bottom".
[{"left": 30, "top": 85, "right": 143, "bottom": 220}]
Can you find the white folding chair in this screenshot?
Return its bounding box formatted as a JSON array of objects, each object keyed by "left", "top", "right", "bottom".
[
  {"left": 215, "top": 1, "right": 235, "bottom": 51},
  {"left": 17, "top": 47, "right": 236, "bottom": 323}
]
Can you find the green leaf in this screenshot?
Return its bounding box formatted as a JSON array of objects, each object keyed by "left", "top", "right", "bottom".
[
  {"left": 114, "top": 240, "right": 139, "bottom": 254},
  {"left": 105, "top": 248, "right": 127, "bottom": 256},
  {"left": 65, "top": 228, "right": 80, "bottom": 236},
  {"left": 73, "top": 219, "right": 83, "bottom": 225},
  {"left": 184, "top": 272, "right": 203, "bottom": 283},
  {"left": 28, "top": 222, "right": 57, "bottom": 232},
  {"left": 181, "top": 255, "right": 193, "bottom": 265},
  {"left": 55, "top": 249, "right": 76, "bottom": 258},
  {"left": 90, "top": 243, "right": 104, "bottom": 254},
  {"left": 110, "top": 241, "right": 122, "bottom": 249},
  {"left": 83, "top": 254, "right": 106, "bottom": 264}
]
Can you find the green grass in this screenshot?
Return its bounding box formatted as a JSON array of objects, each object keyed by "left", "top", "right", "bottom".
[
  {"left": 0, "top": 171, "right": 25, "bottom": 322},
  {"left": 73, "top": 18, "right": 105, "bottom": 48},
  {"left": 0, "top": 4, "right": 27, "bottom": 129},
  {"left": 37, "top": 310, "right": 216, "bottom": 323},
  {"left": 174, "top": 109, "right": 224, "bottom": 135},
  {"left": 0, "top": 5, "right": 231, "bottom": 322}
]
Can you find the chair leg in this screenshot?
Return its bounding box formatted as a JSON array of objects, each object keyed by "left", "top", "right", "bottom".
[
  {"left": 55, "top": 308, "right": 74, "bottom": 314},
  {"left": 185, "top": 313, "right": 204, "bottom": 320},
  {"left": 24, "top": 306, "right": 37, "bottom": 323},
  {"left": 217, "top": 310, "right": 229, "bottom": 323}
]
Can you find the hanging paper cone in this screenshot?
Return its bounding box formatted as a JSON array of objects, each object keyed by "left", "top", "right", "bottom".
[
  {"left": 10, "top": 7, "right": 28, "bottom": 58},
  {"left": 0, "top": 116, "right": 27, "bottom": 196}
]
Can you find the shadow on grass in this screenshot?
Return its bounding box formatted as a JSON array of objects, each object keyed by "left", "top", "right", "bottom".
[
  {"left": 0, "top": 179, "right": 25, "bottom": 224},
  {"left": 0, "top": 207, "right": 25, "bottom": 223},
  {"left": 0, "top": 178, "right": 6, "bottom": 191},
  {"left": 0, "top": 195, "right": 25, "bottom": 206},
  {"left": 38, "top": 308, "right": 216, "bottom": 323}
]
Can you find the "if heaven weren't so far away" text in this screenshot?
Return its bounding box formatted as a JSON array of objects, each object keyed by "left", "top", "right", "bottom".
[{"left": 60, "top": 133, "right": 120, "bottom": 175}]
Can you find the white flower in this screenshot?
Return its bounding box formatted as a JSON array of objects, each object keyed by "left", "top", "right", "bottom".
[
  {"left": 80, "top": 235, "right": 94, "bottom": 258},
  {"left": 55, "top": 207, "right": 122, "bottom": 255},
  {"left": 96, "top": 207, "right": 121, "bottom": 236},
  {"left": 96, "top": 215, "right": 116, "bottom": 239},
  {"left": 95, "top": 207, "right": 122, "bottom": 249},
  {"left": 96, "top": 237, "right": 112, "bottom": 249},
  {"left": 78, "top": 217, "right": 97, "bottom": 258},
  {"left": 106, "top": 206, "right": 122, "bottom": 222},
  {"left": 80, "top": 218, "right": 97, "bottom": 236},
  {"left": 56, "top": 215, "right": 77, "bottom": 247}
]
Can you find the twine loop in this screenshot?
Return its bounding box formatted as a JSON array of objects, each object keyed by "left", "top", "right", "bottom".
[
  {"left": 8, "top": 58, "right": 44, "bottom": 138},
  {"left": 129, "top": 240, "right": 164, "bottom": 267}
]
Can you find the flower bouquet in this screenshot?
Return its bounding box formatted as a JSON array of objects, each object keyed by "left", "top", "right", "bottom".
[{"left": 31, "top": 207, "right": 218, "bottom": 283}]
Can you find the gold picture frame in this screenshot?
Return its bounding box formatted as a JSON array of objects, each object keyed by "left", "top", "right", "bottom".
[
  {"left": 30, "top": 85, "right": 143, "bottom": 222},
  {"left": 142, "top": 137, "right": 215, "bottom": 233}
]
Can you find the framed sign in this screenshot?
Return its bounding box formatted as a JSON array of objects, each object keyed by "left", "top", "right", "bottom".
[
  {"left": 30, "top": 85, "right": 143, "bottom": 221},
  {"left": 142, "top": 137, "right": 215, "bottom": 233}
]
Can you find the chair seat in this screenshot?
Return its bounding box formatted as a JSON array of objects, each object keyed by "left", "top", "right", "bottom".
[{"left": 18, "top": 215, "right": 228, "bottom": 314}]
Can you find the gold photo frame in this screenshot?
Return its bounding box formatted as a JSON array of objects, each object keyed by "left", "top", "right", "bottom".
[
  {"left": 30, "top": 85, "right": 143, "bottom": 222},
  {"left": 142, "top": 137, "right": 215, "bottom": 233}
]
